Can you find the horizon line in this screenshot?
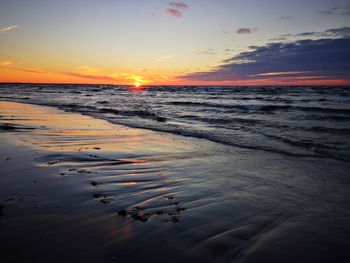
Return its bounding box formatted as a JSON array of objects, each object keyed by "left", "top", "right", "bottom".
[{"left": 0, "top": 81, "right": 349, "bottom": 87}]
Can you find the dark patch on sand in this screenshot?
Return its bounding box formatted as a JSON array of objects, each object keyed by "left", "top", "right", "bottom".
[
  {"left": 116, "top": 201, "right": 187, "bottom": 224},
  {"left": 77, "top": 169, "right": 92, "bottom": 174},
  {"left": 100, "top": 197, "right": 114, "bottom": 204},
  {"left": 47, "top": 161, "right": 59, "bottom": 165},
  {"left": 92, "top": 193, "right": 106, "bottom": 198},
  {"left": 116, "top": 208, "right": 150, "bottom": 222},
  {"left": 169, "top": 213, "right": 180, "bottom": 223},
  {"left": 0, "top": 123, "right": 35, "bottom": 132},
  {"left": 90, "top": 181, "right": 98, "bottom": 187},
  {"left": 175, "top": 207, "right": 186, "bottom": 213}
]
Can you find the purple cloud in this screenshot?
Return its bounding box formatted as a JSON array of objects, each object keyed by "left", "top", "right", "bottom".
[
  {"left": 236, "top": 27, "right": 252, "bottom": 34},
  {"left": 166, "top": 8, "right": 182, "bottom": 17},
  {"left": 165, "top": 1, "right": 188, "bottom": 17}
]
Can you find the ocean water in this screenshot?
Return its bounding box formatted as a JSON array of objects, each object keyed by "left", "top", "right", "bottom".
[
  {"left": 1, "top": 88, "right": 350, "bottom": 262},
  {"left": 1, "top": 84, "right": 349, "bottom": 161}
]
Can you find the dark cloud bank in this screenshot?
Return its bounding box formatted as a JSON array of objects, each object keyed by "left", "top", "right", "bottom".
[{"left": 181, "top": 27, "right": 350, "bottom": 83}]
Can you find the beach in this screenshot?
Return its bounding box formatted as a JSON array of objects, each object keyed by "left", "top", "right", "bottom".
[{"left": 1, "top": 100, "right": 350, "bottom": 263}]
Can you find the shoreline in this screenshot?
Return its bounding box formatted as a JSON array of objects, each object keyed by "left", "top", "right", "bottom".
[
  {"left": 1, "top": 95, "right": 348, "bottom": 162},
  {"left": 1, "top": 101, "right": 350, "bottom": 263}
]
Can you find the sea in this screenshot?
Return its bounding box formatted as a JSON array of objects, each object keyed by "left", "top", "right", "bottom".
[{"left": 1, "top": 84, "right": 349, "bottom": 161}]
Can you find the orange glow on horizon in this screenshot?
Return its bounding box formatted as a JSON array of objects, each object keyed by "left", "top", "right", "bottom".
[{"left": 0, "top": 65, "right": 349, "bottom": 86}]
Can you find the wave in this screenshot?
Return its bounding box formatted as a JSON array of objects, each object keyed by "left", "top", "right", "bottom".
[
  {"left": 169, "top": 101, "right": 350, "bottom": 114},
  {"left": 99, "top": 107, "right": 167, "bottom": 122}
]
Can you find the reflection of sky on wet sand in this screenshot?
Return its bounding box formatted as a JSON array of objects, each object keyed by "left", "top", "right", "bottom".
[
  {"left": 1, "top": 101, "right": 350, "bottom": 262},
  {"left": 0, "top": 101, "right": 186, "bottom": 155}
]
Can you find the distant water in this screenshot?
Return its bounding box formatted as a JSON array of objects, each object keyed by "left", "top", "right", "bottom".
[{"left": 1, "top": 84, "right": 349, "bottom": 161}]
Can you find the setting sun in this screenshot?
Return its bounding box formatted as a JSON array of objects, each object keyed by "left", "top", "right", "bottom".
[{"left": 134, "top": 82, "right": 141, "bottom": 88}]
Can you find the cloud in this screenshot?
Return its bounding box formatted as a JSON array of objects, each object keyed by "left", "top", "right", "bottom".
[
  {"left": 75, "top": 65, "right": 98, "bottom": 74},
  {"left": 179, "top": 28, "right": 350, "bottom": 83},
  {"left": 294, "top": 27, "right": 350, "bottom": 39},
  {"left": 0, "top": 61, "right": 13, "bottom": 66},
  {"left": 269, "top": 37, "right": 288, "bottom": 41},
  {"left": 169, "top": 2, "right": 188, "bottom": 10},
  {"left": 165, "top": 1, "right": 188, "bottom": 17},
  {"left": 165, "top": 8, "right": 182, "bottom": 17},
  {"left": 14, "top": 68, "right": 44, "bottom": 74},
  {"left": 63, "top": 72, "right": 117, "bottom": 82},
  {"left": 0, "top": 60, "right": 44, "bottom": 73},
  {"left": 278, "top": 16, "right": 293, "bottom": 20},
  {"left": 0, "top": 25, "right": 19, "bottom": 33},
  {"left": 63, "top": 66, "right": 118, "bottom": 82},
  {"left": 252, "top": 71, "right": 304, "bottom": 76},
  {"left": 319, "top": 7, "right": 339, "bottom": 15},
  {"left": 156, "top": 55, "right": 173, "bottom": 62},
  {"left": 236, "top": 27, "right": 252, "bottom": 34},
  {"left": 318, "top": 6, "right": 350, "bottom": 16},
  {"left": 197, "top": 49, "right": 216, "bottom": 55},
  {"left": 271, "top": 27, "right": 350, "bottom": 41}
]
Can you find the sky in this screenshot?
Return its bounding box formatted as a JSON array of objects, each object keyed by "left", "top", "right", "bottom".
[{"left": 0, "top": 0, "right": 349, "bottom": 85}]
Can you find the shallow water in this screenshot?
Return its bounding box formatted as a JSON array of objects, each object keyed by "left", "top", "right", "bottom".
[
  {"left": 1, "top": 101, "right": 350, "bottom": 262},
  {"left": 1, "top": 84, "right": 349, "bottom": 161}
]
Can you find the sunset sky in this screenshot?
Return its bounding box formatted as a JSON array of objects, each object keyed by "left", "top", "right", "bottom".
[{"left": 1, "top": 0, "right": 349, "bottom": 85}]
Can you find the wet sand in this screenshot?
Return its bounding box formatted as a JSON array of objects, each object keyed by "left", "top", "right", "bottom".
[{"left": 1, "top": 101, "right": 350, "bottom": 263}]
